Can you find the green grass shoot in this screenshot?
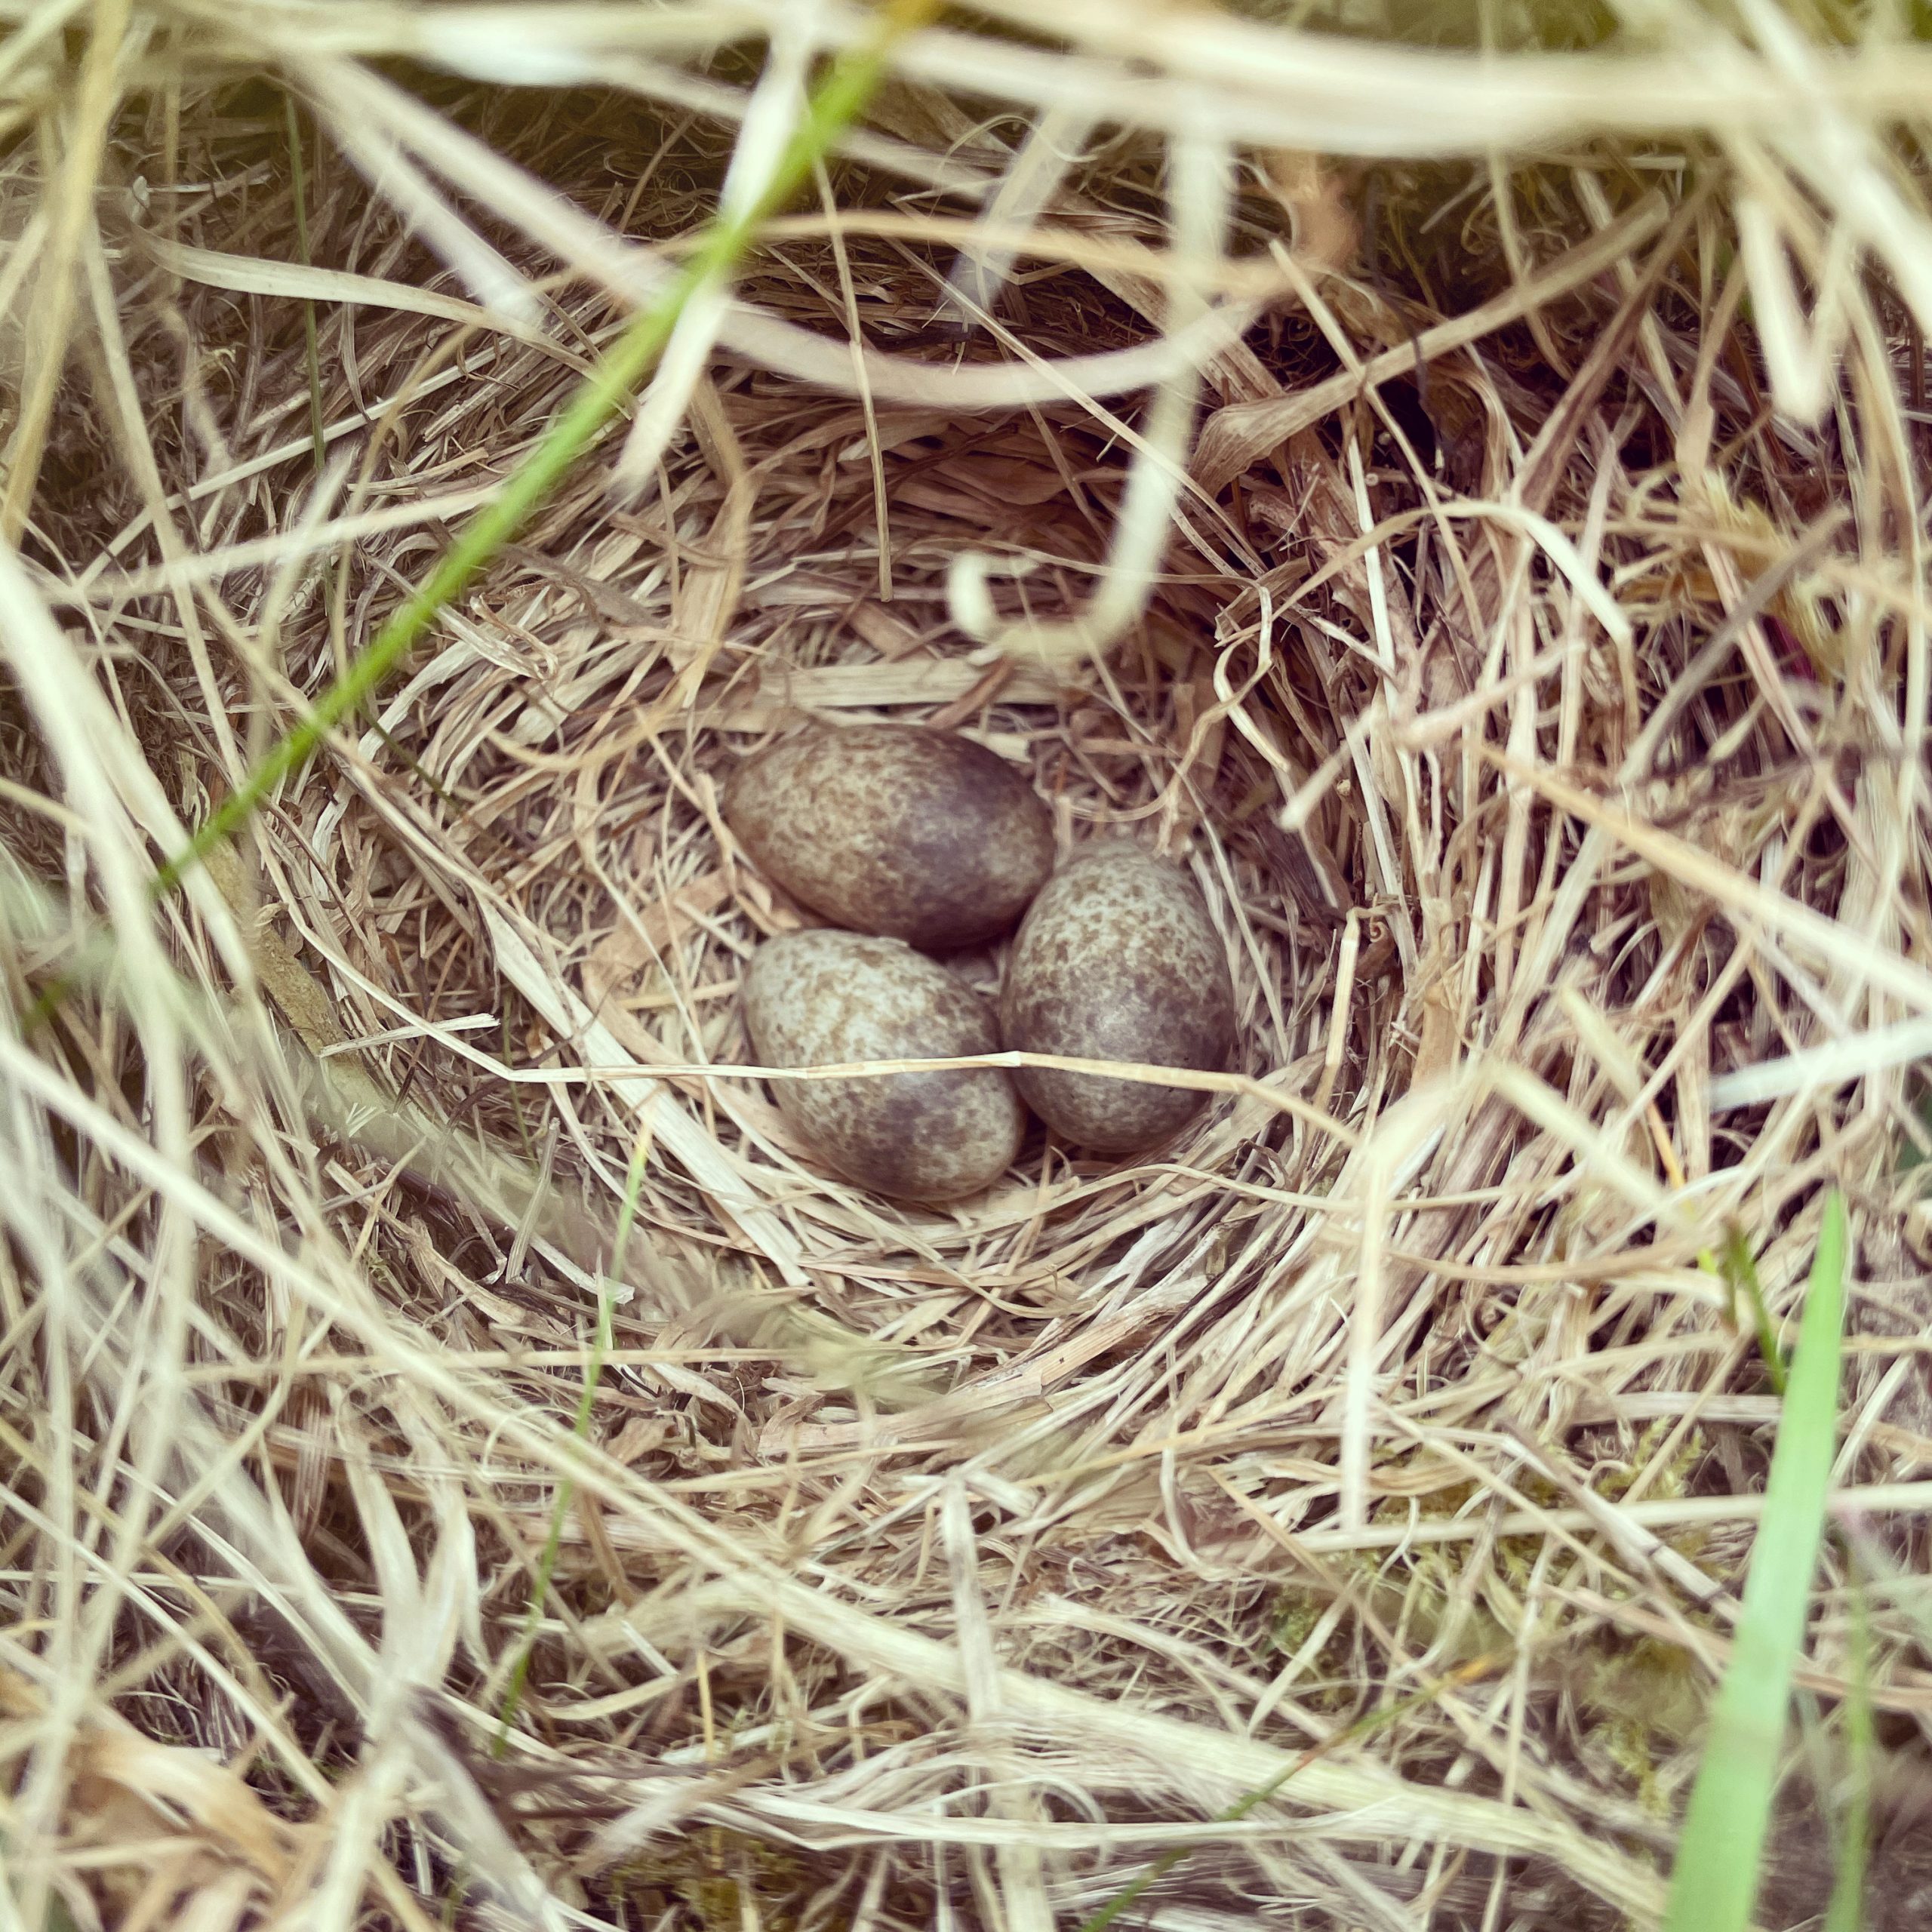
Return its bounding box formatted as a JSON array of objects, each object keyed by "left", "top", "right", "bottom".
[
  {"left": 156, "top": 0, "right": 934, "bottom": 897},
  {"left": 1664, "top": 1188, "right": 1848, "bottom": 1932},
  {"left": 1721, "top": 1223, "right": 1789, "bottom": 1397}
]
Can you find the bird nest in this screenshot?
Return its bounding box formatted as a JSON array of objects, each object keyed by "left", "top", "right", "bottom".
[{"left": 7, "top": 6, "right": 1932, "bottom": 1930}]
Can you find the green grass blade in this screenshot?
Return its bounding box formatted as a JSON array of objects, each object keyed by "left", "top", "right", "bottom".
[
  {"left": 157, "top": 1, "right": 931, "bottom": 896},
  {"left": 1665, "top": 1188, "right": 1848, "bottom": 1932},
  {"left": 1721, "top": 1223, "right": 1789, "bottom": 1396}
]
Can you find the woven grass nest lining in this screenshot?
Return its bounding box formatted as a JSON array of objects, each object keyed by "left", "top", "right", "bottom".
[
  {"left": 203, "top": 267, "right": 1352, "bottom": 1393},
  {"left": 11, "top": 8, "right": 1932, "bottom": 1930}
]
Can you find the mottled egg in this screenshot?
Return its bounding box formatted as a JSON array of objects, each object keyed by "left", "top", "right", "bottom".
[
  {"left": 724, "top": 722, "right": 1054, "bottom": 951},
  {"left": 998, "top": 843, "right": 1236, "bottom": 1155},
  {"left": 743, "top": 929, "right": 1025, "bottom": 1201}
]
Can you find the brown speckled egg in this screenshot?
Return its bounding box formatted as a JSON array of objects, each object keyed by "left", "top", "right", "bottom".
[
  {"left": 724, "top": 723, "right": 1053, "bottom": 951},
  {"left": 743, "top": 929, "right": 1025, "bottom": 1201},
  {"left": 998, "top": 843, "right": 1236, "bottom": 1155}
]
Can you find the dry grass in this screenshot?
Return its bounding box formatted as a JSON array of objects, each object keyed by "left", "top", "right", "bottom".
[{"left": 5, "top": 2, "right": 1932, "bottom": 1928}]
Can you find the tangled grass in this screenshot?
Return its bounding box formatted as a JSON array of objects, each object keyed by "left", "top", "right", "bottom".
[{"left": 6, "top": 2, "right": 1932, "bottom": 1927}]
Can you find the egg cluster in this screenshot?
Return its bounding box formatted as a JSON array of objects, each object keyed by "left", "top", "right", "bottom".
[{"left": 725, "top": 722, "right": 1237, "bottom": 1203}]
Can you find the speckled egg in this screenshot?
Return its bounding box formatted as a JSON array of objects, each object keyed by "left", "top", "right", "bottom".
[
  {"left": 998, "top": 843, "right": 1236, "bottom": 1155},
  {"left": 743, "top": 929, "right": 1025, "bottom": 1201},
  {"left": 724, "top": 722, "right": 1054, "bottom": 951}
]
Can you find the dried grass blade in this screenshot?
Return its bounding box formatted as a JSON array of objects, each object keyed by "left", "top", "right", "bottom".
[
  {"left": 140, "top": 232, "right": 558, "bottom": 343},
  {"left": 611, "top": 7, "right": 817, "bottom": 495},
  {"left": 282, "top": 91, "right": 327, "bottom": 471}
]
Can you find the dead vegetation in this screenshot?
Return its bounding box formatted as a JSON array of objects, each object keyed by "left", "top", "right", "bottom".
[{"left": 6, "top": 2, "right": 1932, "bottom": 1927}]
